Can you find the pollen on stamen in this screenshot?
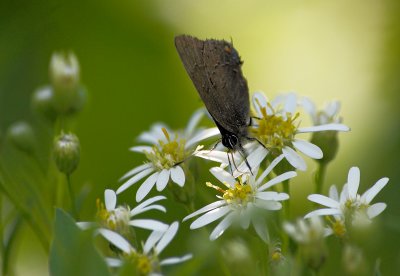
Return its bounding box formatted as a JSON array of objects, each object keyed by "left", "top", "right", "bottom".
[
  {"left": 251, "top": 99, "right": 300, "bottom": 152},
  {"left": 144, "top": 128, "right": 187, "bottom": 170}
]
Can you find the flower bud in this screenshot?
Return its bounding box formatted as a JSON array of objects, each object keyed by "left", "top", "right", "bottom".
[
  {"left": 49, "top": 52, "right": 81, "bottom": 114},
  {"left": 311, "top": 130, "right": 339, "bottom": 165},
  {"left": 53, "top": 133, "right": 80, "bottom": 174},
  {"left": 31, "top": 86, "right": 57, "bottom": 122},
  {"left": 7, "top": 121, "right": 35, "bottom": 153}
]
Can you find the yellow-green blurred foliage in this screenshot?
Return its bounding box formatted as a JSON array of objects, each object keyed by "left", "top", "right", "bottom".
[{"left": 1, "top": 0, "right": 400, "bottom": 275}]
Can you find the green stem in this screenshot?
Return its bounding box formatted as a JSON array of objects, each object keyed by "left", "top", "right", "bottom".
[
  {"left": 315, "top": 163, "right": 327, "bottom": 194},
  {"left": 282, "top": 179, "right": 290, "bottom": 219},
  {"left": 66, "top": 174, "right": 78, "bottom": 220}
]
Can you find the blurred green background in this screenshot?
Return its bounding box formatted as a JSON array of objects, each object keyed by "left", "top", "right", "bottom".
[{"left": 1, "top": 0, "right": 400, "bottom": 275}]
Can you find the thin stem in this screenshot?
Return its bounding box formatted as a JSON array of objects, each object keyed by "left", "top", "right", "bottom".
[
  {"left": 314, "top": 163, "right": 327, "bottom": 194},
  {"left": 66, "top": 174, "right": 78, "bottom": 220},
  {"left": 282, "top": 179, "right": 290, "bottom": 219}
]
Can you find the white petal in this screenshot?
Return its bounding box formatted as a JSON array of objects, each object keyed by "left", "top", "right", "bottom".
[
  {"left": 301, "top": 97, "right": 317, "bottom": 121},
  {"left": 160, "top": 254, "right": 193, "bottom": 266},
  {"left": 98, "top": 229, "right": 132, "bottom": 254},
  {"left": 134, "top": 205, "right": 166, "bottom": 215},
  {"left": 367, "top": 203, "right": 386, "bottom": 219},
  {"left": 329, "top": 185, "right": 339, "bottom": 201},
  {"left": 297, "top": 123, "right": 350, "bottom": 133},
  {"left": 186, "top": 127, "right": 220, "bottom": 149},
  {"left": 183, "top": 200, "right": 226, "bottom": 222},
  {"left": 170, "top": 166, "right": 185, "bottom": 187},
  {"left": 292, "top": 139, "right": 322, "bottom": 159},
  {"left": 283, "top": 93, "right": 297, "bottom": 114},
  {"left": 144, "top": 230, "right": 164, "bottom": 254},
  {"left": 136, "top": 172, "right": 159, "bottom": 202},
  {"left": 282, "top": 146, "right": 306, "bottom": 171},
  {"left": 304, "top": 208, "right": 342, "bottom": 219},
  {"left": 155, "top": 222, "right": 179, "bottom": 254},
  {"left": 361, "top": 177, "right": 388, "bottom": 204},
  {"left": 258, "top": 171, "right": 297, "bottom": 192},
  {"left": 195, "top": 150, "right": 229, "bottom": 164},
  {"left": 119, "top": 163, "right": 153, "bottom": 181},
  {"left": 131, "top": 195, "right": 166, "bottom": 216},
  {"left": 105, "top": 257, "right": 123, "bottom": 267},
  {"left": 117, "top": 167, "right": 154, "bottom": 194},
  {"left": 240, "top": 210, "right": 251, "bottom": 229},
  {"left": 129, "top": 146, "right": 153, "bottom": 153},
  {"left": 210, "top": 167, "right": 236, "bottom": 187},
  {"left": 137, "top": 132, "right": 159, "bottom": 144},
  {"left": 252, "top": 216, "right": 268, "bottom": 243},
  {"left": 256, "top": 192, "right": 289, "bottom": 201},
  {"left": 129, "top": 219, "right": 168, "bottom": 231},
  {"left": 347, "top": 167, "right": 360, "bottom": 199},
  {"left": 307, "top": 194, "right": 340, "bottom": 208},
  {"left": 104, "top": 189, "right": 117, "bottom": 211},
  {"left": 156, "top": 169, "right": 170, "bottom": 191},
  {"left": 254, "top": 200, "right": 282, "bottom": 210},
  {"left": 190, "top": 206, "right": 231, "bottom": 229},
  {"left": 283, "top": 222, "right": 297, "bottom": 237},
  {"left": 233, "top": 146, "right": 269, "bottom": 177},
  {"left": 209, "top": 213, "right": 235, "bottom": 240},
  {"left": 255, "top": 154, "right": 285, "bottom": 186},
  {"left": 185, "top": 108, "right": 204, "bottom": 137}
]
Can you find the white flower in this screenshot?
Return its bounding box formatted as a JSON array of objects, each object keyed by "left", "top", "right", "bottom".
[
  {"left": 117, "top": 109, "right": 219, "bottom": 201},
  {"left": 195, "top": 92, "right": 350, "bottom": 175},
  {"left": 99, "top": 222, "right": 192, "bottom": 275},
  {"left": 305, "top": 167, "right": 388, "bottom": 228},
  {"left": 284, "top": 216, "right": 332, "bottom": 244},
  {"left": 77, "top": 189, "right": 169, "bottom": 233},
  {"left": 302, "top": 97, "right": 342, "bottom": 125},
  {"left": 183, "top": 155, "right": 297, "bottom": 242},
  {"left": 247, "top": 92, "right": 350, "bottom": 172}
]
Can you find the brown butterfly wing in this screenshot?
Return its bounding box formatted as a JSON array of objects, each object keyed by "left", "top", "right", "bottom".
[{"left": 175, "top": 35, "right": 250, "bottom": 137}]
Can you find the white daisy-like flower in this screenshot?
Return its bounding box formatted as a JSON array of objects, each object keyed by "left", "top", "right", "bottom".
[
  {"left": 194, "top": 92, "right": 350, "bottom": 175},
  {"left": 305, "top": 167, "right": 388, "bottom": 228},
  {"left": 183, "top": 155, "right": 297, "bottom": 242},
  {"left": 77, "top": 189, "right": 169, "bottom": 233},
  {"left": 283, "top": 216, "right": 332, "bottom": 244},
  {"left": 99, "top": 222, "right": 192, "bottom": 275},
  {"left": 117, "top": 109, "right": 219, "bottom": 201},
  {"left": 247, "top": 92, "right": 350, "bottom": 171}
]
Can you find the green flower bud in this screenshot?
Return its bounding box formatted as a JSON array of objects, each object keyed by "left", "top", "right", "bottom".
[
  {"left": 53, "top": 133, "right": 80, "bottom": 175},
  {"left": 49, "top": 52, "right": 82, "bottom": 114},
  {"left": 7, "top": 121, "right": 35, "bottom": 153},
  {"left": 31, "top": 86, "right": 57, "bottom": 122},
  {"left": 311, "top": 131, "right": 338, "bottom": 165}
]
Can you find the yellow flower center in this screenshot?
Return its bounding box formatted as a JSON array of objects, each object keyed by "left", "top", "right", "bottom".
[
  {"left": 207, "top": 178, "right": 253, "bottom": 207},
  {"left": 137, "top": 254, "right": 153, "bottom": 275},
  {"left": 96, "top": 198, "right": 130, "bottom": 233},
  {"left": 328, "top": 217, "right": 346, "bottom": 238},
  {"left": 125, "top": 252, "right": 159, "bottom": 275},
  {"left": 144, "top": 128, "right": 186, "bottom": 170},
  {"left": 250, "top": 103, "right": 299, "bottom": 152}
]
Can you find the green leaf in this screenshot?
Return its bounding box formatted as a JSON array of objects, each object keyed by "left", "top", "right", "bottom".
[{"left": 49, "top": 208, "right": 110, "bottom": 276}]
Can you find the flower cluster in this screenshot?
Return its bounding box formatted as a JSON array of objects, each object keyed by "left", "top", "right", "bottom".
[{"left": 79, "top": 91, "right": 389, "bottom": 275}]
